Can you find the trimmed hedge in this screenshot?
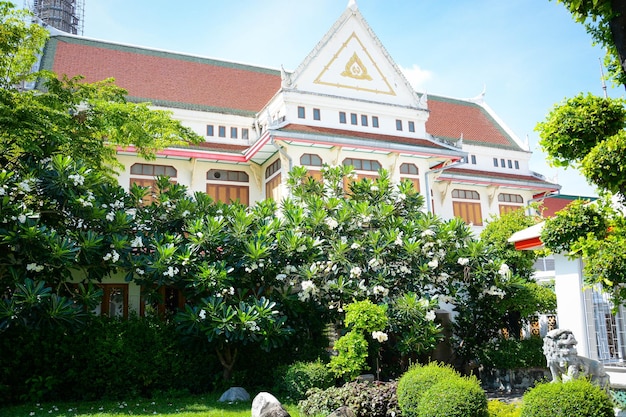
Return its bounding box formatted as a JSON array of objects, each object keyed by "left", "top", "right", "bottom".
[
  {"left": 520, "top": 379, "right": 614, "bottom": 417},
  {"left": 396, "top": 362, "right": 460, "bottom": 417},
  {"left": 0, "top": 315, "right": 218, "bottom": 404},
  {"left": 416, "top": 375, "right": 488, "bottom": 417}
]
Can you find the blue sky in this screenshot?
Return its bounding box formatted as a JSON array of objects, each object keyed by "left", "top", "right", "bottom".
[{"left": 82, "top": 0, "right": 624, "bottom": 197}]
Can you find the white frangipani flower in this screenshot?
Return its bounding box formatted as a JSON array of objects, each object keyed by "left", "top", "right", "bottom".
[
  {"left": 371, "top": 331, "right": 388, "bottom": 343},
  {"left": 325, "top": 217, "right": 339, "bottom": 229}
]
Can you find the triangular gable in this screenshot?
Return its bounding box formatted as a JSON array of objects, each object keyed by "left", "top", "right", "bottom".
[{"left": 286, "top": 2, "right": 422, "bottom": 107}]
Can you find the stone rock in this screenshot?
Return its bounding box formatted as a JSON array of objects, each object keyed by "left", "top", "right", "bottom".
[
  {"left": 252, "top": 392, "right": 284, "bottom": 417},
  {"left": 260, "top": 404, "right": 291, "bottom": 417},
  {"left": 327, "top": 405, "right": 356, "bottom": 417},
  {"left": 218, "top": 386, "right": 250, "bottom": 403},
  {"left": 356, "top": 374, "right": 375, "bottom": 382}
]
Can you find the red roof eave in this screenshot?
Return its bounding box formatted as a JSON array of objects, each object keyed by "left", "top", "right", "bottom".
[
  {"left": 437, "top": 174, "right": 559, "bottom": 192},
  {"left": 514, "top": 236, "right": 543, "bottom": 251}
]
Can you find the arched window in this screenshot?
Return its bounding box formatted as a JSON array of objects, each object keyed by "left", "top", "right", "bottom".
[
  {"left": 451, "top": 189, "right": 483, "bottom": 225},
  {"left": 206, "top": 169, "right": 250, "bottom": 205},
  {"left": 129, "top": 163, "right": 177, "bottom": 204},
  {"left": 400, "top": 163, "right": 420, "bottom": 193},
  {"left": 498, "top": 193, "right": 524, "bottom": 214}
]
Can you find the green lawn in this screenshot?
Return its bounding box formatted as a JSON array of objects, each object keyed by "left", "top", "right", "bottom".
[{"left": 0, "top": 393, "right": 303, "bottom": 417}]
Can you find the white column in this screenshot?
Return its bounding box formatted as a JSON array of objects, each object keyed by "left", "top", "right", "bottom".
[{"left": 553, "top": 254, "right": 593, "bottom": 357}]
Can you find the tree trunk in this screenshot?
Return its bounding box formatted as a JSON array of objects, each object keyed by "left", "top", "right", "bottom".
[{"left": 215, "top": 346, "right": 238, "bottom": 381}]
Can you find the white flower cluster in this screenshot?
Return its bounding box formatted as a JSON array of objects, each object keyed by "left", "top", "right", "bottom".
[
  {"left": 220, "top": 287, "right": 235, "bottom": 296},
  {"left": 368, "top": 258, "right": 382, "bottom": 270},
  {"left": 17, "top": 179, "right": 33, "bottom": 193},
  {"left": 498, "top": 263, "right": 510, "bottom": 277},
  {"left": 163, "top": 266, "right": 179, "bottom": 277},
  {"left": 130, "top": 236, "right": 144, "bottom": 248},
  {"left": 372, "top": 285, "right": 389, "bottom": 297},
  {"left": 310, "top": 260, "right": 336, "bottom": 275},
  {"left": 325, "top": 217, "right": 339, "bottom": 230},
  {"left": 298, "top": 280, "right": 318, "bottom": 301},
  {"left": 246, "top": 320, "right": 260, "bottom": 332},
  {"left": 245, "top": 261, "right": 266, "bottom": 273},
  {"left": 349, "top": 266, "right": 362, "bottom": 278},
  {"left": 102, "top": 250, "right": 120, "bottom": 263},
  {"left": 78, "top": 191, "right": 95, "bottom": 207},
  {"left": 68, "top": 173, "right": 84, "bottom": 186},
  {"left": 105, "top": 211, "right": 115, "bottom": 222},
  {"left": 371, "top": 331, "right": 388, "bottom": 343},
  {"left": 484, "top": 285, "right": 506, "bottom": 299},
  {"left": 26, "top": 263, "right": 44, "bottom": 272},
  {"left": 425, "top": 310, "right": 437, "bottom": 321},
  {"left": 457, "top": 257, "right": 470, "bottom": 266}
]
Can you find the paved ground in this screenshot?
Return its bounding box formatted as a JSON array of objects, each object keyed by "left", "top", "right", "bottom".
[{"left": 485, "top": 389, "right": 524, "bottom": 404}]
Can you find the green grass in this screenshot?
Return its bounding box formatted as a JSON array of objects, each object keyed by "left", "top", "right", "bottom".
[{"left": 0, "top": 393, "right": 303, "bottom": 417}]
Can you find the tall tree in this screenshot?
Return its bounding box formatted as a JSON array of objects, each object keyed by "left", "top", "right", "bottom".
[{"left": 0, "top": 1, "right": 202, "bottom": 325}]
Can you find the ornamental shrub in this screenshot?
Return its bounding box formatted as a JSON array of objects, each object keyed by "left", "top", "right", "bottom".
[
  {"left": 298, "top": 380, "right": 398, "bottom": 417},
  {"left": 520, "top": 379, "right": 614, "bottom": 417},
  {"left": 396, "top": 362, "right": 460, "bottom": 417},
  {"left": 276, "top": 359, "right": 334, "bottom": 400},
  {"left": 415, "top": 375, "right": 488, "bottom": 417}
]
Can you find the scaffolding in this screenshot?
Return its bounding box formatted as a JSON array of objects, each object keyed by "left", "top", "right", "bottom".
[{"left": 27, "top": 0, "right": 84, "bottom": 35}]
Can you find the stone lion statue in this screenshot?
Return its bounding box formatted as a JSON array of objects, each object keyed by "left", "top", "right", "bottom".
[{"left": 543, "top": 329, "right": 610, "bottom": 388}]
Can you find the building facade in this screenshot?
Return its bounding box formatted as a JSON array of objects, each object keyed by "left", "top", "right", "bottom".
[{"left": 36, "top": 1, "right": 560, "bottom": 316}]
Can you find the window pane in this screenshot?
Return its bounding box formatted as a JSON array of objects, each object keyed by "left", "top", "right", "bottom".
[
  {"left": 514, "top": 161, "right": 519, "bottom": 169},
  {"left": 471, "top": 155, "right": 476, "bottom": 164},
  {"left": 493, "top": 158, "right": 498, "bottom": 167},
  {"left": 154, "top": 165, "right": 165, "bottom": 176},
  {"left": 231, "top": 127, "right": 238, "bottom": 139},
  {"left": 298, "top": 106, "right": 305, "bottom": 118},
  {"left": 408, "top": 121, "right": 415, "bottom": 132},
  {"left": 130, "top": 164, "right": 142, "bottom": 175},
  {"left": 507, "top": 160, "right": 512, "bottom": 168},
  {"left": 350, "top": 113, "right": 358, "bottom": 125},
  {"left": 165, "top": 167, "right": 177, "bottom": 177},
  {"left": 500, "top": 158, "right": 505, "bottom": 167},
  {"left": 339, "top": 112, "right": 346, "bottom": 124},
  {"left": 396, "top": 119, "right": 402, "bottom": 131},
  {"left": 219, "top": 126, "right": 226, "bottom": 137},
  {"left": 361, "top": 115, "right": 368, "bottom": 126},
  {"left": 242, "top": 128, "right": 249, "bottom": 140},
  {"left": 313, "top": 108, "right": 321, "bottom": 120},
  {"left": 372, "top": 116, "right": 379, "bottom": 128},
  {"left": 206, "top": 125, "right": 214, "bottom": 136}
]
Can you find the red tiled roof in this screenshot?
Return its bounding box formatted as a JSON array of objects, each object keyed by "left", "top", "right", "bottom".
[
  {"left": 40, "top": 36, "right": 521, "bottom": 151},
  {"left": 426, "top": 96, "right": 522, "bottom": 151},
  {"left": 538, "top": 195, "right": 596, "bottom": 217},
  {"left": 438, "top": 167, "right": 559, "bottom": 190},
  {"left": 41, "top": 36, "right": 281, "bottom": 115},
  {"left": 277, "top": 123, "right": 455, "bottom": 151}
]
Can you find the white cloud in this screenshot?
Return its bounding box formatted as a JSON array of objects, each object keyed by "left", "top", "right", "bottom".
[{"left": 400, "top": 64, "right": 433, "bottom": 91}]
